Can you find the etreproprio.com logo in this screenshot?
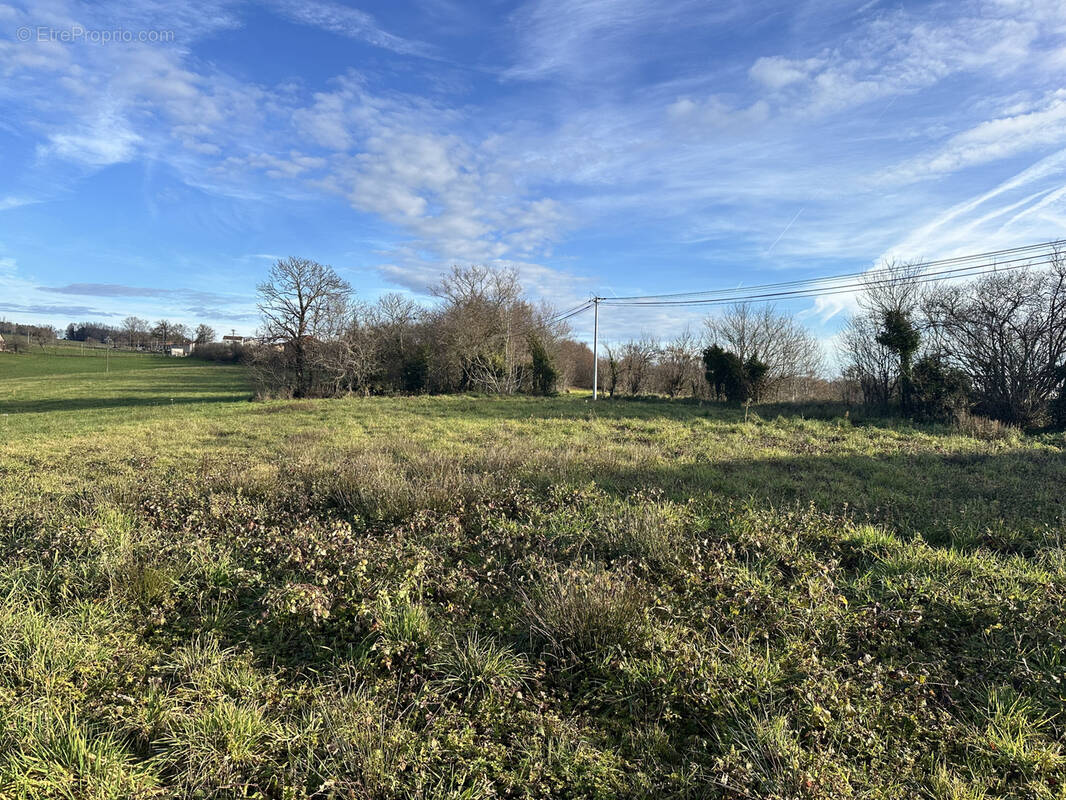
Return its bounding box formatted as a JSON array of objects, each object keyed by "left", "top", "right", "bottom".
[{"left": 16, "top": 25, "right": 175, "bottom": 44}]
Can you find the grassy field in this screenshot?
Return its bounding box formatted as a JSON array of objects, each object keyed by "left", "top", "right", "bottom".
[{"left": 1, "top": 349, "right": 1065, "bottom": 798}]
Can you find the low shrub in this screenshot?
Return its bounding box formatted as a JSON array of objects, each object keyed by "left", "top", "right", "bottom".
[
  {"left": 596, "top": 496, "right": 687, "bottom": 564},
  {"left": 911, "top": 355, "right": 971, "bottom": 422},
  {"left": 1050, "top": 388, "right": 1066, "bottom": 430}
]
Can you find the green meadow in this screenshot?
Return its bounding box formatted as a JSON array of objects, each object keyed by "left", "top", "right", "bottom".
[{"left": 1, "top": 348, "right": 1065, "bottom": 798}]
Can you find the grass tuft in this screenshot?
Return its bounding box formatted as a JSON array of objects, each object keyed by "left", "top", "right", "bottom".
[
  {"left": 0, "top": 707, "right": 158, "bottom": 800},
  {"left": 431, "top": 631, "right": 529, "bottom": 702},
  {"left": 522, "top": 563, "right": 648, "bottom": 657}
]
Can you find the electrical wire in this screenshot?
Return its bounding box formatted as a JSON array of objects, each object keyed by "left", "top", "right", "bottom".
[
  {"left": 496, "top": 240, "right": 1063, "bottom": 340},
  {"left": 596, "top": 250, "right": 1063, "bottom": 308},
  {"left": 601, "top": 240, "right": 1064, "bottom": 303}
]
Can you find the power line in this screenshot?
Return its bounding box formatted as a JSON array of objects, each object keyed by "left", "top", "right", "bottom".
[
  {"left": 492, "top": 240, "right": 1061, "bottom": 380},
  {"left": 548, "top": 300, "right": 594, "bottom": 321},
  {"left": 606, "top": 240, "right": 1061, "bottom": 301},
  {"left": 596, "top": 245, "right": 1064, "bottom": 308},
  {"left": 599, "top": 258, "right": 1062, "bottom": 307},
  {"left": 602, "top": 240, "right": 1064, "bottom": 303},
  {"left": 478, "top": 298, "right": 593, "bottom": 350}
]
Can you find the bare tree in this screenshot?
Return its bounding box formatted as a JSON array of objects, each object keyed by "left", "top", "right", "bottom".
[
  {"left": 171, "top": 323, "right": 190, "bottom": 344},
  {"left": 373, "top": 293, "right": 424, "bottom": 389},
  {"left": 122, "top": 316, "right": 147, "bottom": 348},
  {"left": 839, "top": 313, "right": 897, "bottom": 408},
  {"left": 429, "top": 265, "right": 559, "bottom": 394},
  {"left": 433, "top": 265, "right": 522, "bottom": 393},
  {"left": 704, "top": 304, "right": 823, "bottom": 400},
  {"left": 657, "top": 328, "right": 700, "bottom": 398},
  {"left": 257, "top": 256, "right": 352, "bottom": 397},
  {"left": 859, "top": 259, "right": 925, "bottom": 320},
  {"left": 923, "top": 255, "right": 1066, "bottom": 425},
  {"left": 151, "top": 317, "right": 173, "bottom": 349},
  {"left": 310, "top": 304, "right": 380, "bottom": 396},
  {"left": 838, "top": 260, "right": 926, "bottom": 409},
  {"left": 556, "top": 339, "right": 595, "bottom": 389},
  {"left": 618, "top": 336, "right": 659, "bottom": 396}
]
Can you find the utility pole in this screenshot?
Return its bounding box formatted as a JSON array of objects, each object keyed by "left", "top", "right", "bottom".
[{"left": 592, "top": 297, "right": 600, "bottom": 400}]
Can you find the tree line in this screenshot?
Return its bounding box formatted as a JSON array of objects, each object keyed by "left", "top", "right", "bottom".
[
  {"left": 598, "top": 304, "right": 827, "bottom": 402},
  {"left": 250, "top": 257, "right": 828, "bottom": 403},
  {"left": 252, "top": 254, "right": 1066, "bottom": 429},
  {"left": 840, "top": 252, "right": 1066, "bottom": 427},
  {"left": 62, "top": 318, "right": 218, "bottom": 350},
  {"left": 0, "top": 319, "right": 59, "bottom": 352},
  {"left": 251, "top": 258, "right": 569, "bottom": 398},
  {"left": 1, "top": 317, "right": 222, "bottom": 355}
]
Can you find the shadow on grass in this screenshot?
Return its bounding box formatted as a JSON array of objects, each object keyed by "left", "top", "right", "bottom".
[
  {"left": 383, "top": 393, "right": 931, "bottom": 433},
  {"left": 568, "top": 448, "right": 1066, "bottom": 552},
  {"left": 2, "top": 369, "right": 252, "bottom": 414},
  {"left": 0, "top": 393, "right": 250, "bottom": 414}
]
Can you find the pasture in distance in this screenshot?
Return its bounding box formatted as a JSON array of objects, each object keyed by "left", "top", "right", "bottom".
[{"left": 1, "top": 348, "right": 1066, "bottom": 798}]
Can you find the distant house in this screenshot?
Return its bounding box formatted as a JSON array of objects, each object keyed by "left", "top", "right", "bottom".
[
  {"left": 222, "top": 335, "right": 247, "bottom": 346},
  {"left": 167, "top": 344, "right": 190, "bottom": 357}
]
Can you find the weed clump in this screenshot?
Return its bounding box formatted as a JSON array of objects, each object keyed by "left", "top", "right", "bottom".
[
  {"left": 596, "top": 495, "right": 688, "bottom": 564},
  {"left": 955, "top": 410, "right": 1020, "bottom": 441},
  {"left": 522, "top": 563, "right": 649, "bottom": 657}
]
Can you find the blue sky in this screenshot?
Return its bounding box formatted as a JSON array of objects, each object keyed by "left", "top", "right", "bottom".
[{"left": 1, "top": 0, "right": 1065, "bottom": 347}]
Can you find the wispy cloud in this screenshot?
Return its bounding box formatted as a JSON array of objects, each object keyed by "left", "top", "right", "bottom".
[
  {"left": 504, "top": 0, "right": 753, "bottom": 82},
  {"left": 0, "top": 195, "right": 38, "bottom": 211},
  {"left": 887, "top": 91, "right": 1066, "bottom": 183},
  {"left": 885, "top": 148, "right": 1066, "bottom": 260},
  {"left": 43, "top": 109, "right": 143, "bottom": 166},
  {"left": 264, "top": 0, "right": 434, "bottom": 57},
  {"left": 39, "top": 282, "right": 250, "bottom": 305},
  {"left": 0, "top": 302, "right": 120, "bottom": 316}
]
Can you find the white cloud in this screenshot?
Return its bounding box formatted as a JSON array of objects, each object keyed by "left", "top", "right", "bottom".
[
  {"left": 505, "top": 0, "right": 750, "bottom": 82},
  {"left": 668, "top": 96, "right": 771, "bottom": 131},
  {"left": 752, "top": 3, "right": 1062, "bottom": 117},
  {"left": 749, "top": 56, "right": 821, "bottom": 90},
  {"left": 885, "top": 148, "right": 1066, "bottom": 260},
  {"left": 44, "top": 112, "right": 143, "bottom": 166},
  {"left": 336, "top": 128, "right": 567, "bottom": 263},
  {"left": 288, "top": 77, "right": 571, "bottom": 272},
  {"left": 505, "top": 0, "right": 656, "bottom": 81},
  {"left": 227, "top": 151, "right": 328, "bottom": 179}
]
